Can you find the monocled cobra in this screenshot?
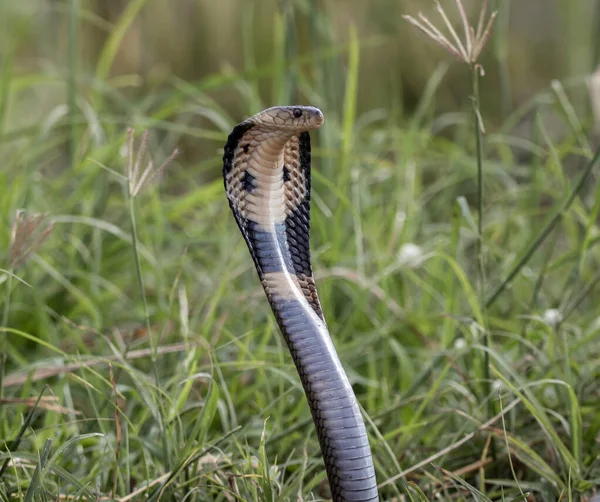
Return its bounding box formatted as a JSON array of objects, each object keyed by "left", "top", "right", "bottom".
[{"left": 222, "top": 106, "right": 379, "bottom": 501}]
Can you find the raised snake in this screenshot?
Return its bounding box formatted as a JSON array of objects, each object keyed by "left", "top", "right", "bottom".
[{"left": 222, "top": 106, "right": 379, "bottom": 501}]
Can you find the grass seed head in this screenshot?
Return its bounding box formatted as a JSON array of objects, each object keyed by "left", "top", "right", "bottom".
[
  {"left": 403, "top": 0, "right": 498, "bottom": 72},
  {"left": 126, "top": 128, "right": 179, "bottom": 197},
  {"left": 9, "top": 211, "right": 54, "bottom": 269}
]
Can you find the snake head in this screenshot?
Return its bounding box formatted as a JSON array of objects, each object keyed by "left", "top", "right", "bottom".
[{"left": 249, "top": 105, "right": 324, "bottom": 132}]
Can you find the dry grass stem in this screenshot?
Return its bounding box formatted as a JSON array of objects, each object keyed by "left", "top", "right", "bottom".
[
  {"left": 378, "top": 398, "right": 520, "bottom": 488},
  {"left": 126, "top": 128, "right": 179, "bottom": 197},
  {"left": 0, "top": 396, "right": 81, "bottom": 415},
  {"left": 109, "top": 364, "right": 122, "bottom": 496},
  {"left": 2, "top": 342, "right": 189, "bottom": 388},
  {"left": 403, "top": 0, "right": 498, "bottom": 69},
  {"left": 9, "top": 211, "right": 54, "bottom": 269}
]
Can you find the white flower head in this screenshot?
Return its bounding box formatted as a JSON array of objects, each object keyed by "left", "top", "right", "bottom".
[
  {"left": 398, "top": 243, "right": 423, "bottom": 267},
  {"left": 454, "top": 338, "right": 467, "bottom": 350},
  {"left": 543, "top": 308, "right": 562, "bottom": 328}
]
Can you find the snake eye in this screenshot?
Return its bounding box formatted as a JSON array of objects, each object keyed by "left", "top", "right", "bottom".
[{"left": 293, "top": 108, "right": 302, "bottom": 118}]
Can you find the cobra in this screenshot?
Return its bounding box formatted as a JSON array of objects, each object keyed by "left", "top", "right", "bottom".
[{"left": 222, "top": 105, "right": 379, "bottom": 501}]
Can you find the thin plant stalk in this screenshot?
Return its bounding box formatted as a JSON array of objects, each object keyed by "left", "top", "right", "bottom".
[
  {"left": 472, "top": 66, "right": 485, "bottom": 302},
  {"left": 126, "top": 192, "right": 171, "bottom": 467},
  {"left": 0, "top": 271, "right": 13, "bottom": 411},
  {"left": 127, "top": 194, "right": 155, "bottom": 367},
  {"left": 403, "top": 1, "right": 499, "bottom": 482},
  {"left": 471, "top": 61, "right": 496, "bottom": 470},
  {"left": 68, "top": 0, "right": 78, "bottom": 170},
  {"left": 470, "top": 68, "right": 486, "bottom": 365},
  {"left": 124, "top": 128, "right": 178, "bottom": 470},
  {"left": 1, "top": 271, "right": 12, "bottom": 340}
]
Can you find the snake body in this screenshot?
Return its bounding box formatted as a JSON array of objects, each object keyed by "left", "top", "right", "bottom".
[{"left": 222, "top": 106, "right": 379, "bottom": 501}]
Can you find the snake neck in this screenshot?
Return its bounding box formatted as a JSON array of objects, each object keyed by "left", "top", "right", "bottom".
[{"left": 238, "top": 133, "right": 313, "bottom": 321}]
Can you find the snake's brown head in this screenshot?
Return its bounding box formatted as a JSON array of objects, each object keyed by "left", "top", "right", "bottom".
[{"left": 249, "top": 105, "right": 324, "bottom": 133}]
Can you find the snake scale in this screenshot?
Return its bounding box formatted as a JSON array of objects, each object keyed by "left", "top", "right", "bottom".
[{"left": 222, "top": 106, "right": 379, "bottom": 501}]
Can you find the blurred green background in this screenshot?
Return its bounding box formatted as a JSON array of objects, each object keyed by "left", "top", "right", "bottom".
[{"left": 2, "top": 1, "right": 600, "bottom": 141}]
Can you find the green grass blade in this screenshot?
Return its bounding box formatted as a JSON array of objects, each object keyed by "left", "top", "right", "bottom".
[
  {"left": 486, "top": 145, "right": 600, "bottom": 307},
  {"left": 95, "top": 0, "right": 148, "bottom": 82}
]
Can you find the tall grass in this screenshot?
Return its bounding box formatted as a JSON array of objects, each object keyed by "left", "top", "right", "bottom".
[{"left": 1, "top": 0, "right": 600, "bottom": 501}]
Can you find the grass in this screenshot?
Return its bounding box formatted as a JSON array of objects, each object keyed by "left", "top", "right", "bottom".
[{"left": 2, "top": 0, "right": 600, "bottom": 501}]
